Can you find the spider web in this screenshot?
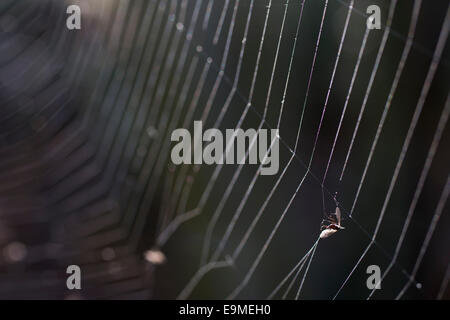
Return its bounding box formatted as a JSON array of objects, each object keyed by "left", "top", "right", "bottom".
[
  {"left": 152, "top": 0, "right": 450, "bottom": 300},
  {"left": 0, "top": 0, "right": 449, "bottom": 300}
]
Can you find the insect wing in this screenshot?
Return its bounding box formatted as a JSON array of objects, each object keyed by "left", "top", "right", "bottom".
[
  {"left": 335, "top": 207, "right": 341, "bottom": 225},
  {"left": 320, "top": 220, "right": 328, "bottom": 231}
]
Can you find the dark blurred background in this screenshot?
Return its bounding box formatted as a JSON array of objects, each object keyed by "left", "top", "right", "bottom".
[{"left": 0, "top": 0, "right": 448, "bottom": 299}]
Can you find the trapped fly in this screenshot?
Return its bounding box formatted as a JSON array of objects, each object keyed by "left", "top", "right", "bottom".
[{"left": 320, "top": 206, "right": 345, "bottom": 239}]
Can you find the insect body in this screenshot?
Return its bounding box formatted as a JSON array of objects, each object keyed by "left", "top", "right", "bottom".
[{"left": 320, "top": 206, "right": 345, "bottom": 239}]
